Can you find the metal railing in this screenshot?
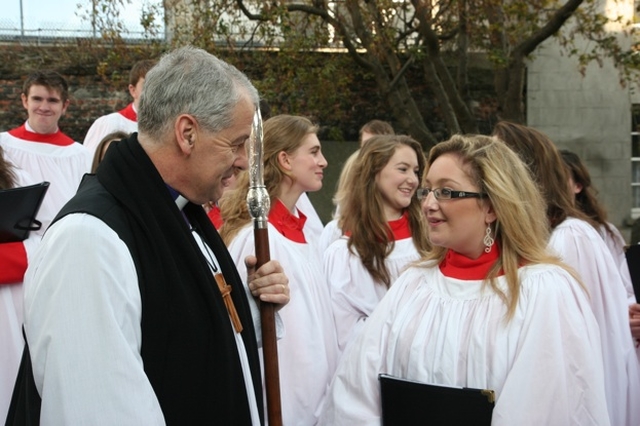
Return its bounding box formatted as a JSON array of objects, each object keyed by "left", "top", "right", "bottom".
[{"left": 0, "top": 18, "right": 164, "bottom": 43}]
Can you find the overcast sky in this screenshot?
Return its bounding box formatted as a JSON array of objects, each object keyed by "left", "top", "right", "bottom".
[{"left": 3, "top": 0, "right": 160, "bottom": 36}]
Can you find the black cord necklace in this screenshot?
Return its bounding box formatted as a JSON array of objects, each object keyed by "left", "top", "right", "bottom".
[
  {"left": 193, "top": 228, "right": 243, "bottom": 333},
  {"left": 200, "top": 236, "right": 219, "bottom": 274}
]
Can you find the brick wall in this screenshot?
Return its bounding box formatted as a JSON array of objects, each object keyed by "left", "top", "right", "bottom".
[{"left": 0, "top": 44, "right": 141, "bottom": 142}]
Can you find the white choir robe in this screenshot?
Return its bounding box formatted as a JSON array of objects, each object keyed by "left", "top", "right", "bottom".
[
  {"left": 0, "top": 127, "right": 90, "bottom": 421},
  {"left": 318, "top": 263, "right": 610, "bottom": 426},
  {"left": 323, "top": 235, "right": 421, "bottom": 355},
  {"left": 0, "top": 126, "right": 91, "bottom": 232},
  {"left": 296, "top": 192, "right": 324, "bottom": 244},
  {"left": 83, "top": 108, "right": 138, "bottom": 156},
  {"left": 0, "top": 168, "right": 42, "bottom": 422},
  {"left": 318, "top": 219, "right": 341, "bottom": 256},
  {"left": 549, "top": 217, "right": 640, "bottom": 426},
  {"left": 227, "top": 224, "right": 340, "bottom": 426},
  {"left": 598, "top": 223, "right": 636, "bottom": 303}
]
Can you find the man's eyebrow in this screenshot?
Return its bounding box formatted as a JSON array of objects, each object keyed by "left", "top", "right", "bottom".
[{"left": 231, "top": 135, "right": 250, "bottom": 145}]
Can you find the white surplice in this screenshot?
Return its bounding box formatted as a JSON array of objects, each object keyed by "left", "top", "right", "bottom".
[
  {"left": 549, "top": 217, "right": 640, "bottom": 426},
  {"left": 318, "top": 263, "right": 610, "bottom": 426},
  {"left": 227, "top": 223, "right": 340, "bottom": 426},
  {"left": 323, "top": 235, "right": 420, "bottom": 354},
  {"left": 82, "top": 107, "right": 138, "bottom": 156},
  {"left": 296, "top": 192, "right": 324, "bottom": 244},
  {"left": 318, "top": 219, "right": 341, "bottom": 256},
  {"left": 0, "top": 126, "right": 90, "bottom": 422}
]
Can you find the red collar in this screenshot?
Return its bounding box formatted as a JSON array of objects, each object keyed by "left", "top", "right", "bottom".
[
  {"left": 268, "top": 199, "right": 307, "bottom": 243},
  {"left": 388, "top": 211, "right": 412, "bottom": 240},
  {"left": 207, "top": 204, "right": 223, "bottom": 230},
  {"left": 8, "top": 124, "right": 74, "bottom": 146},
  {"left": 439, "top": 244, "right": 503, "bottom": 280},
  {"left": 118, "top": 103, "right": 137, "bottom": 121},
  {"left": 344, "top": 211, "right": 412, "bottom": 240}
]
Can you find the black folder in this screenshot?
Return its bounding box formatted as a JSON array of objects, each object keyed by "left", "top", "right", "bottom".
[
  {"left": 0, "top": 181, "right": 50, "bottom": 243},
  {"left": 626, "top": 244, "right": 640, "bottom": 303},
  {"left": 379, "top": 374, "right": 495, "bottom": 426}
]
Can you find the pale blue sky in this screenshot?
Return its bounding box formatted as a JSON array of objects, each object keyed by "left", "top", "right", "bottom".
[{"left": 3, "top": 0, "right": 160, "bottom": 36}]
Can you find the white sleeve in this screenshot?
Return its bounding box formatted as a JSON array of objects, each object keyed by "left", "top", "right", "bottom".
[
  {"left": 24, "top": 214, "right": 165, "bottom": 425},
  {"left": 324, "top": 238, "right": 377, "bottom": 354},
  {"left": 550, "top": 220, "right": 640, "bottom": 426},
  {"left": 491, "top": 269, "right": 610, "bottom": 425},
  {"left": 82, "top": 117, "right": 108, "bottom": 156},
  {"left": 225, "top": 226, "right": 284, "bottom": 345}
]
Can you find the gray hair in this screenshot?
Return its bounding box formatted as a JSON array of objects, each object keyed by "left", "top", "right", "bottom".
[{"left": 138, "top": 46, "right": 259, "bottom": 141}]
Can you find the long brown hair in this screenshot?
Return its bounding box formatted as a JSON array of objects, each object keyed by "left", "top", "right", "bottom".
[
  {"left": 219, "top": 114, "right": 319, "bottom": 245},
  {"left": 338, "top": 134, "right": 430, "bottom": 287},
  {"left": 0, "top": 146, "right": 16, "bottom": 190},
  {"left": 560, "top": 149, "right": 614, "bottom": 236},
  {"left": 492, "top": 121, "right": 590, "bottom": 229}
]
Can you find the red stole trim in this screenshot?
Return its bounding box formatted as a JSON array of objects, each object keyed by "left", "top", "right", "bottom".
[
  {"left": 8, "top": 124, "right": 74, "bottom": 146},
  {"left": 118, "top": 103, "right": 137, "bottom": 122},
  {"left": 269, "top": 199, "right": 307, "bottom": 243},
  {"left": 344, "top": 211, "right": 412, "bottom": 241},
  {"left": 207, "top": 204, "right": 223, "bottom": 230},
  {"left": 0, "top": 242, "right": 28, "bottom": 284},
  {"left": 439, "top": 244, "right": 503, "bottom": 280},
  {"left": 388, "top": 211, "right": 412, "bottom": 240}
]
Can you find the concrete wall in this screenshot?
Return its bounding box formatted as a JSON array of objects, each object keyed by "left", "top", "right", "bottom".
[{"left": 527, "top": 0, "right": 635, "bottom": 240}]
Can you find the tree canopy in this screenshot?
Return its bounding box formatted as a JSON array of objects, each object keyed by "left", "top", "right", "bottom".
[{"left": 85, "top": 0, "right": 638, "bottom": 149}]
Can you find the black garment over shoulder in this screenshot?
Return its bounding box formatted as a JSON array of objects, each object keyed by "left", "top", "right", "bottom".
[{"left": 6, "top": 133, "right": 264, "bottom": 426}]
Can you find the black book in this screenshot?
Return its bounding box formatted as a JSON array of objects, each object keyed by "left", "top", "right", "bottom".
[
  {"left": 626, "top": 244, "right": 640, "bottom": 303},
  {"left": 379, "top": 374, "right": 495, "bottom": 426},
  {"left": 0, "top": 181, "right": 50, "bottom": 243}
]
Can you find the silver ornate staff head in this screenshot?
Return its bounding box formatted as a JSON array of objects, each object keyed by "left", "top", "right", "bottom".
[{"left": 246, "top": 106, "right": 270, "bottom": 229}]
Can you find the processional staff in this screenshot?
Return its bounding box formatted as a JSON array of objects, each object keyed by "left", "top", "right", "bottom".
[{"left": 246, "top": 106, "right": 283, "bottom": 426}]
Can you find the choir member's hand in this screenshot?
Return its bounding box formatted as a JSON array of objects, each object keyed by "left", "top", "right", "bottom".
[
  {"left": 629, "top": 304, "right": 640, "bottom": 344},
  {"left": 245, "top": 255, "right": 290, "bottom": 309}
]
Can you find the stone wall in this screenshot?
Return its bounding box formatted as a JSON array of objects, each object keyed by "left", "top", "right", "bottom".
[{"left": 526, "top": 1, "right": 635, "bottom": 240}]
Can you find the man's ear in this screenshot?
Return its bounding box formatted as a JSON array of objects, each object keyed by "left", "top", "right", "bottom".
[{"left": 175, "top": 114, "right": 197, "bottom": 155}]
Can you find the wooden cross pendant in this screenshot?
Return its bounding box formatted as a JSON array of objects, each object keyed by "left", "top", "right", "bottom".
[{"left": 214, "top": 273, "right": 244, "bottom": 333}]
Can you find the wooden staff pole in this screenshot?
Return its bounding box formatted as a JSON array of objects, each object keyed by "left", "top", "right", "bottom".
[{"left": 247, "top": 107, "right": 282, "bottom": 426}]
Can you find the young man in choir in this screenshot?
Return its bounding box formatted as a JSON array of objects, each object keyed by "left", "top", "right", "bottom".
[
  {"left": 82, "top": 59, "right": 156, "bottom": 156},
  {"left": 0, "top": 69, "right": 91, "bottom": 421}
]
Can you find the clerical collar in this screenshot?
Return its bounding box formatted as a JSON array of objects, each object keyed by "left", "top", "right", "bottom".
[
  {"left": 166, "top": 185, "right": 189, "bottom": 225},
  {"left": 439, "top": 243, "right": 503, "bottom": 280},
  {"left": 268, "top": 199, "right": 307, "bottom": 243}
]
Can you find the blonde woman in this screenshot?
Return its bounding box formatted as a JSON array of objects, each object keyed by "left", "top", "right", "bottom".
[{"left": 319, "top": 135, "right": 608, "bottom": 425}]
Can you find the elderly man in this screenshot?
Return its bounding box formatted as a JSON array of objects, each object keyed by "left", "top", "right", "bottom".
[{"left": 7, "top": 46, "right": 289, "bottom": 425}]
